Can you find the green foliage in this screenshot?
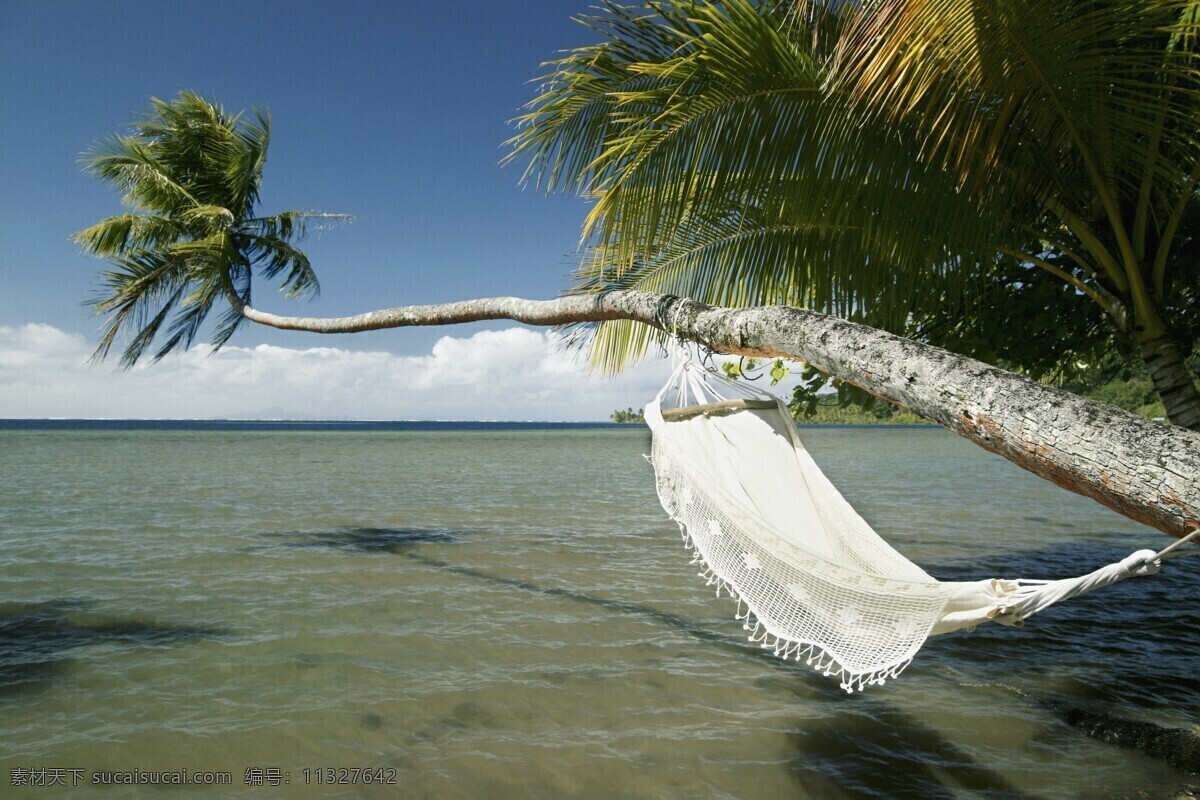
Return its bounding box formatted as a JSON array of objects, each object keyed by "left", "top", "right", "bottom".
[
  {"left": 768, "top": 360, "right": 788, "bottom": 386},
  {"left": 713, "top": 356, "right": 918, "bottom": 422},
  {"left": 787, "top": 364, "right": 882, "bottom": 420},
  {"left": 790, "top": 399, "right": 928, "bottom": 426},
  {"left": 509, "top": 0, "right": 1200, "bottom": 416},
  {"left": 903, "top": 252, "right": 1122, "bottom": 385},
  {"left": 509, "top": 0, "right": 1001, "bottom": 373},
  {"left": 720, "top": 359, "right": 753, "bottom": 381},
  {"left": 610, "top": 407, "right": 645, "bottom": 423},
  {"left": 76, "top": 91, "right": 350, "bottom": 366},
  {"left": 1086, "top": 378, "right": 1163, "bottom": 418},
  {"left": 718, "top": 357, "right": 788, "bottom": 386},
  {"left": 1062, "top": 349, "right": 1200, "bottom": 419}
]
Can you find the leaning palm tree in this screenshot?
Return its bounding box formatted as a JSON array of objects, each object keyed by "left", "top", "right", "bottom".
[
  {"left": 75, "top": 89, "right": 1200, "bottom": 535},
  {"left": 507, "top": 0, "right": 1200, "bottom": 430},
  {"left": 74, "top": 91, "right": 349, "bottom": 366}
]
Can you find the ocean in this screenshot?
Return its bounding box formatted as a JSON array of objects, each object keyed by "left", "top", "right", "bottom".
[{"left": 1, "top": 421, "right": 1196, "bottom": 798}]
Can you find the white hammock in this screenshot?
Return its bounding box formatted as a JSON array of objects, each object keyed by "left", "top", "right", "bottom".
[{"left": 647, "top": 358, "right": 1193, "bottom": 692}]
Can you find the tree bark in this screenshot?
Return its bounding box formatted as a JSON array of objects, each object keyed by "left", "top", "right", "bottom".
[
  {"left": 237, "top": 291, "right": 1200, "bottom": 538},
  {"left": 1139, "top": 334, "right": 1200, "bottom": 432}
]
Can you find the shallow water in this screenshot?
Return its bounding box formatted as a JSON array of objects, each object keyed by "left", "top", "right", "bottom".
[{"left": 1, "top": 424, "right": 1196, "bottom": 798}]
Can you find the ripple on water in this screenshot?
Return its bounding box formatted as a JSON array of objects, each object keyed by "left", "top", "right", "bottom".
[{"left": 0, "top": 426, "right": 1196, "bottom": 798}]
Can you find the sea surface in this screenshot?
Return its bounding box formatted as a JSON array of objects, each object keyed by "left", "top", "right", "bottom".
[{"left": 1, "top": 421, "right": 1197, "bottom": 798}]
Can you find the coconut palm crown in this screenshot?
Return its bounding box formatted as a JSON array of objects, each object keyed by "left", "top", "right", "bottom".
[
  {"left": 507, "top": 0, "right": 1200, "bottom": 429},
  {"left": 75, "top": 91, "right": 349, "bottom": 366}
]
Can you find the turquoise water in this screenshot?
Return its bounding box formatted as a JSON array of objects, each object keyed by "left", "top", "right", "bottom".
[{"left": 1, "top": 424, "right": 1197, "bottom": 798}]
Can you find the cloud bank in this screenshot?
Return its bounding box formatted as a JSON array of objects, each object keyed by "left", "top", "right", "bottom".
[{"left": 0, "top": 323, "right": 679, "bottom": 421}]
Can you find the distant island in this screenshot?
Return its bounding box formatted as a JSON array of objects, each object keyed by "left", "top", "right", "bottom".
[
  {"left": 608, "top": 403, "right": 922, "bottom": 425},
  {"left": 611, "top": 407, "right": 646, "bottom": 424}
]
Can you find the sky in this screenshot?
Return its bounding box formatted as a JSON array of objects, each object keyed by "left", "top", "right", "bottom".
[{"left": 0, "top": 0, "right": 735, "bottom": 420}]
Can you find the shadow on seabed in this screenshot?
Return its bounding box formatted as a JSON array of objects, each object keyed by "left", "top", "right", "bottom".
[
  {"left": 271, "top": 525, "right": 1035, "bottom": 798},
  {"left": 0, "top": 598, "right": 228, "bottom": 696}
]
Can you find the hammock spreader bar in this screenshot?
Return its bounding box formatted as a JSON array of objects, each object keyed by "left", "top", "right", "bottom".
[
  {"left": 661, "top": 398, "right": 778, "bottom": 421},
  {"left": 646, "top": 356, "right": 1195, "bottom": 692}
]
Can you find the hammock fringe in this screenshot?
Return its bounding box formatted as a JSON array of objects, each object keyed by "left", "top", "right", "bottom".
[{"left": 669, "top": 517, "right": 914, "bottom": 693}]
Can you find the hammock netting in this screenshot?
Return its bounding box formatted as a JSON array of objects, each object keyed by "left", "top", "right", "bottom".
[{"left": 647, "top": 358, "right": 1170, "bottom": 692}]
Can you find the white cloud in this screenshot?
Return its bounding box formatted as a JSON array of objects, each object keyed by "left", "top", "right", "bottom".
[{"left": 0, "top": 323, "right": 684, "bottom": 421}]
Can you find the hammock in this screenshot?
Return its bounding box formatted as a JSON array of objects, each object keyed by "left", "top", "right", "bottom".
[{"left": 647, "top": 357, "right": 1198, "bottom": 692}]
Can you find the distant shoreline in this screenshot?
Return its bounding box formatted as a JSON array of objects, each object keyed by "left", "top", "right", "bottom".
[
  {"left": 0, "top": 419, "right": 618, "bottom": 431},
  {"left": 0, "top": 418, "right": 938, "bottom": 432}
]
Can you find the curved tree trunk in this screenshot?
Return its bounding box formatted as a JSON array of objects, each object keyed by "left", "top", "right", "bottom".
[
  {"left": 1139, "top": 334, "right": 1200, "bottom": 432},
  {"left": 237, "top": 291, "right": 1200, "bottom": 538}
]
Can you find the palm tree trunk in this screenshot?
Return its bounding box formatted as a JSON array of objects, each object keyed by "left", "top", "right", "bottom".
[
  {"left": 1139, "top": 335, "right": 1200, "bottom": 432},
  {"left": 236, "top": 291, "right": 1200, "bottom": 538}
]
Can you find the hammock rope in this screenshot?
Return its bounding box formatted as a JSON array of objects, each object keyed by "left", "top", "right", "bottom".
[
  {"left": 1152, "top": 528, "right": 1200, "bottom": 560},
  {"left": 646, "top": 353, "right": 1196, "bottom": 692}
]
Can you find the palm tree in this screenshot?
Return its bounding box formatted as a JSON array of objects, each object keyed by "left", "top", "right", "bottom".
[
  {"left": 74, "top": 91, "right": 349, "bottom": 366},
  {"left": 506, "top": 0, "right": 1200, "bottom": 430},
  {"left": 76, "top": 91, "right": 1200, "bottom": 535}
]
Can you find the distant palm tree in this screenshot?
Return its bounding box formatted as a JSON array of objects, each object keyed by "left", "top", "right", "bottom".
[
  {"left": 508, "top": 0, "right": 1200, "bottom": 430},
  {"left": 75, "top": 91, "right": 349, "bottom": 366}
]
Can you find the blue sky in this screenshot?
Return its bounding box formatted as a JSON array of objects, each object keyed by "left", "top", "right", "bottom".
[{"left": 0, "top": 0, "right": 699, "bottom": 419}]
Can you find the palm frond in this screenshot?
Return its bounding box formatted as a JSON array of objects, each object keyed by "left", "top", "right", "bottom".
[
  {"left": 507, "top": 0, "right": 1020, "bottom": 369},
  {"left": 152, "top": 272, "right": 224, "bottom": 360},
  {"left": 81, "top": 134, "right": 198, "bottom": 213},
  {"left": 505, "top": 0, "right": 703, "bottom": 192},
  {"left": 89, "top": 250, "right": 189, "bottom": 364},
  {"left": 243, "top": 211, "right": 353, "bottom": 241},
  {"left": 575, "top": 197, "right": 984, "bottom": 371},
  {"left": 580, "top": 0, "right": 1012, "bottom": 272},
  {"left": 71, "top": 214, "right": 182, "bottom": 257},
  {"left": 195, "top": 260, "right": 254, "bottom": 357},
  {"left": 78, "top": 92, "right": 348, "bottom": 365},
  {"left": 227, "top": 107, "right": 271, "bottom": 217},
  {"left": 832, "top": 0, "right": 1200, "bottom": 275},
  {"left": 244, "top": 233, "right": 320, "bottom": 298},
  {"left": 180, "top": 205, "right": 236, "bottom": 230},
  {"left": 506, "top": 0, "right": 1200, "bottom": 372}
]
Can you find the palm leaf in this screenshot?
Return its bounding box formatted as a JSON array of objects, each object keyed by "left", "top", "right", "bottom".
[
  {"left": 90, "top": 250, "right": 189, "bottom": 364},
  {"left": 244, "top": 233, "right": 320, "bottom": 298},
  {"left": 243, "top": 211, "right": 353, "bottom": 241},
  {"left": 510, "top": 0, "right": 1018, "bottom": 369},
  {"left": 71, "top": 214, "right": 182, "bottom": 257},
  {"left": 832, "top": 0, "right": 1200, "bottom": 286},
  {"left": 81, "top": 135, "right": 198, "bottom": 213},
  {"left": 506, "top": 0, "right": 704, "bottom": 192},
  {"left": 79, "top": 92, "right": 348, "bottom": 365}
]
